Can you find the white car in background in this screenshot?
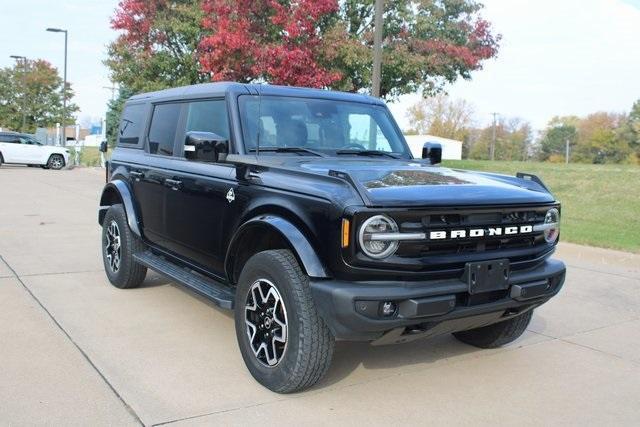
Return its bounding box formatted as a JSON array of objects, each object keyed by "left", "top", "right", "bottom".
[{"left": 0, "top": 131, "right": 69, "bottom": 170}]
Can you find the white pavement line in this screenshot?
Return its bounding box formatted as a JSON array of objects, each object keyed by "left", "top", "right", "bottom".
[
  {"left": 19, "top": 269, "right": 105, "bottom": 278},
  {"left": 0, "top": 254, "right": 145, "bottom": 426},
  {"left": 558, "top": 337, "right": 640, "bottom": 366},
  {"left": 565, "top": 263, "right": 640, "bottom": 282}
]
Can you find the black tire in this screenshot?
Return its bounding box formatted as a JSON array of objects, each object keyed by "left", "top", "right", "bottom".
[
  {"left": 453, "top": 309, "right": 533, "bottom": 348},
  {"left": 47, "top": 154, "right": 65, "bottom": 170},
  {"left": 101, "top": 204, "right": 147, "bottom": 289},
  {"left": 234, "top": 249, "right": 334, "bottom": 393},
  {"left": 0, "top": 153, "right": 3, "bottom": 167}
]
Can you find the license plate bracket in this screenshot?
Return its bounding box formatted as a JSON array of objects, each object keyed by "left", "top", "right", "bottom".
[{"left": 464, "top": 259, "right": 510, "bottom": 295}]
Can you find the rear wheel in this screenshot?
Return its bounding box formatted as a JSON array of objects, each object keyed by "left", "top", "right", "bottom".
[
  {"left": 453, "top": 309, "right": 533, "bottom": 348},
  {"left": 234, "top": 249, "right": 334, "bottom": 393},
  {"left": 0, "top": 153, "right": 3, "bottom": 167},
  {"left": 101, "top": 204, "right": 147, "bottom": 289},
  {"left": 47, "top": 154, "right": 65, "bottom": 170}
]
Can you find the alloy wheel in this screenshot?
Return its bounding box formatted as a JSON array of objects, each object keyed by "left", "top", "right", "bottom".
[
  {"left": 244, "top": 279, "right": 288, "bottom": 367},
  {"left": 50, "top": 156, "right": 63, "bottom": 169},
  {"left": 105, "top": 220, "right": 121, "bottom": 273}
]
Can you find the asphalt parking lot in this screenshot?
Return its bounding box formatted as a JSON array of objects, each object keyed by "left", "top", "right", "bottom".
[{"left": 1, "top": 166, "right": 639, "bottom": 426}]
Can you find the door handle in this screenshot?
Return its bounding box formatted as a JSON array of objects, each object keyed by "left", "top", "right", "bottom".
[
  {"left": 130, "top": 170, "right": 144, "bottom": 179},
  {"left": 165, "top": 178, "right": 182, "bottom": 189}
]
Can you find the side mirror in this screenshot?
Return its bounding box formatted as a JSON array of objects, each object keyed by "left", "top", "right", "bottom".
[
  {"left": 422, "top": 142, "right": 442, "bottom": 165},
  {"left": 184, "top": 131, "right": 229, "bottom": 163},
  {"left": 99, "top": 140, "right": 108, "bottom": 153}
]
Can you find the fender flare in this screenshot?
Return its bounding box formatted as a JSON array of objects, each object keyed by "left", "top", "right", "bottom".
[
  {"left": 225, "top": 214, "right": 329, "bottom": 281},
  {"left": 98, "top": 180, "right": 142, "bottom": 237}
]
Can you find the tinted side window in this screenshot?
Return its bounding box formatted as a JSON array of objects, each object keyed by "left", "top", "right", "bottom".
[
  {"left": 0, "top": 134, "right": 19, "bottom": 143},
  {"left": 118, "top": 104, "right": 145, "bottom": 146},
  {"left": 185, "top": 100, "right": 230, "bottom": 139},
  {"left": 148, "top": 103, "right": 181, "bottom": 156}
]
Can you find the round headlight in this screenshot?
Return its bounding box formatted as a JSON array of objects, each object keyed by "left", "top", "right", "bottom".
[
  {"left": 543, "top": 208, "right": 560, "bottom": 243},
  {"left": 358, "top": 215, "right": 399, "bottom": 259}
]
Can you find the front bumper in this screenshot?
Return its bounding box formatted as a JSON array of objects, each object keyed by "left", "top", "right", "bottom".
[{"left": 310, "top": 258, "right": 566, "bottom": 343}]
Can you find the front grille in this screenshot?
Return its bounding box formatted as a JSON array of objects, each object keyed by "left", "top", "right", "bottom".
[{"left": 352, "top": 205, "right": 558, "bottom": 277}]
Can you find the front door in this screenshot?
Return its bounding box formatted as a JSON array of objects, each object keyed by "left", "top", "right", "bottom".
[{"left": 18, "top": 136, "right": 44, "bottom": 164}]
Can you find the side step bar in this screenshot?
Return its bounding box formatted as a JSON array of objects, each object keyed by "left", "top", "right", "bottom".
[{"left": 134, "top": 250, "right": 234, "bottom": 309}]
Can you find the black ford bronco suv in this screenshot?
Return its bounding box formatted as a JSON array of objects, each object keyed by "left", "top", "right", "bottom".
[{"left": 98, "top": 83, "right": 565, "bottom": 393}]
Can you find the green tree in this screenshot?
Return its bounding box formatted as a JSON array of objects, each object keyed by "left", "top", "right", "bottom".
[
  {"left": 105, "top": 86, "right": 135, "bottom": 148},
  {"left": 539, "top": 117, "right": 578, "bottom": 161},
  {"left": 406, "top": 95, "right": 475, "bottom": 141},
  {"left": 469, "top": 117, "right": 532, "bottom": 161},
  {"left": 326, "top": 0, "right": 500, "bottom": 98},
  {"left": 617, "top": 99, "right": 640, "bottom": 159},
  {"left": 0, "top": 59, "right": 78, "bottom": 133},
  {"left": 106, "top": 0, "right": 206, "bottom": 93},
  {"left": 573, "top": 112, "right": 631, "bottom": 164}
]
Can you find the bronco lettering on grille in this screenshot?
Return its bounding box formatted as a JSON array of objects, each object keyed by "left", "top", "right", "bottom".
[{"left": 429, "top": 225, "right": 533, "bottom": 240}]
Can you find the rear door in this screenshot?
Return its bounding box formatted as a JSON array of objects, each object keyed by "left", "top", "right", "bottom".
[
  {"left": 132, "top": 102, "right": 183, "bottom": 248},
  {"left": 0, "top": 134, "right": 22, "bottom": 162},
  {"left": 162, "top": 98, "right": 236, "bottom": 277}
]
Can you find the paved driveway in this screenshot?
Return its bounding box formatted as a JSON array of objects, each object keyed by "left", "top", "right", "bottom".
[{"left": 1, "top": 166, "right": 639, "bottom": 426}]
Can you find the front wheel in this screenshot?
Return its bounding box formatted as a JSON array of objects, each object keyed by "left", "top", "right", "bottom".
[
  {"left": 101, "top": 204, "right": 147, "bottom": 289},
  {"left": 453, "top": 309, "right": 533, "bottom": 348},
  {"left": 47, "top": 154, "right": 65, "bottom": 170},
  {"left": 234, "top": 249, "right": 335, "bottom": 393}
]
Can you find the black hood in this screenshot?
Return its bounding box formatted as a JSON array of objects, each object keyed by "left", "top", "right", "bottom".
[{"left": 251, "top": 156, "right": 556, "bottom": 207}]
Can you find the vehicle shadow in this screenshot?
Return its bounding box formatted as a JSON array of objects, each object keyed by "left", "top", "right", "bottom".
[
  {"left": 139, "top": 271, "right": 174, "bottom": 288},
  {"left": 138, "top": 273, "right": 487, "bottom": 389},
  {"left": 315, "top": 334, "right": 481, "bottom": 390}
]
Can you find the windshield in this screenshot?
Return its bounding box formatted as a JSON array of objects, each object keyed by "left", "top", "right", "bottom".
[{"left": 238, "top": 95, "right": 411, "bottom": 158}]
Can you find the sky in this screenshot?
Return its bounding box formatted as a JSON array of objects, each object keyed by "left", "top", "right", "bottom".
[{"left": 1, "top": 0, "right": 639, "bottom": 131}]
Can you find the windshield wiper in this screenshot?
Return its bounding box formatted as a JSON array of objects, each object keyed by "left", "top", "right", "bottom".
[
  {"left": 335, "top": 149, "right": 400, "bottom": 159},
  {"left": 248, "top": 146, "right": 326, "bottom": 157}
]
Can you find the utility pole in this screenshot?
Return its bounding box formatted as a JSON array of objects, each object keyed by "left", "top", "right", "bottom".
[
  {"left": 10, "top": 55, "right": 27, "bottom": 132},
  {"left": 565, "top": 138, "right": 570, "bottom": 164},
  {"left": 47, "top": 28, "right": 68, "bottom": 146},
  {"left": 103, "top": 84, "right": 118, "bottom": 101},
  {"left": 371, "top": 0, "right": 384, "bottom": 98},
  {"left": 490, "top": 112, "right": 498, "bottom": 161}
]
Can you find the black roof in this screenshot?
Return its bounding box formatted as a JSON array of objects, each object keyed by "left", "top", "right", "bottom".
[{"left": 127, "top": 82, "right": 385, "bottom": 106}]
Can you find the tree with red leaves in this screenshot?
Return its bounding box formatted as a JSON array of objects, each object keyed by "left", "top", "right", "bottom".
[
  {"left": 199, "top": 0, "right": 340, "bottom": 88},
  {"left": 106, "top": 0, "right": 500, "bottom": 99}
]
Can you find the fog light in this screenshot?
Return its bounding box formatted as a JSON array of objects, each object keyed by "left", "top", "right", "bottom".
[{"left": 380, "top": 301, "right": 397, "bottom": 317}]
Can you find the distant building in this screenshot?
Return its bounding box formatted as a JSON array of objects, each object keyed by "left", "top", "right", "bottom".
[{"left": 403, "top": 134, "right": 463, "bottom": 160}]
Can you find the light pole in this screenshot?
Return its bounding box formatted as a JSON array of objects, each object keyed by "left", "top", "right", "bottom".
[
  {"left": 46, "top": 27, "right": 68, "bottom": 146},
  {"left": 10, "top": 55, "right": 27, "bottom": 132}
]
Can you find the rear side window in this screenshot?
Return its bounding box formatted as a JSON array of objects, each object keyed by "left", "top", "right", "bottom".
[
  {"left": 148, "top": 103, "right": 182, "bottom": 156},
  {"left": 0, "top": 134, "right": 19, "bottom": 143},
  {"left": 118, "top": 104, "right": 145, "bottom": 146}
]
